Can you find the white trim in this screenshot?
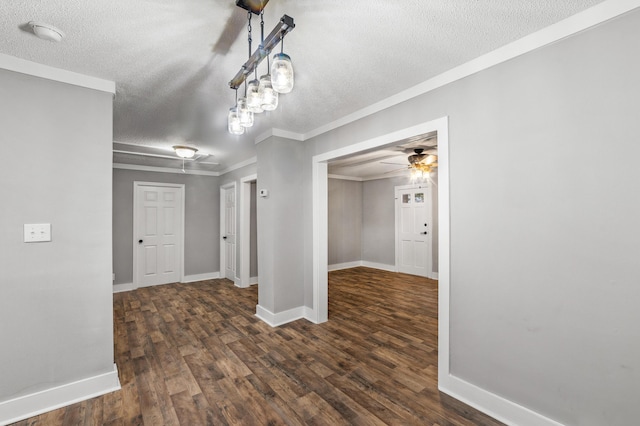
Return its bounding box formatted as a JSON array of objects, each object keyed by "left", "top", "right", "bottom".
[
  {"left": 439, "top": 375, "right": 564, "bottom": 426},
  {"left": 218, "top": 156, "right": 257, "bottom": 176},
  {"left": 182, "top": 272, "right": 220, "bottom": 283},
  {"left": 0, "top": 53, "right": 116, "bottom": 94},
  {"left": 431, "top": 272, "right": 439, "bottom": 280},
  {"left": 133, "top": 182, "right": 185, "bottom": 290},
  {"left": 0, "top": 364, "right": 120, "bottom": 426},
  {"left": 255, "top": 128, "right": 305, "bottom": 145},
  {"left": 328, "top": 174, "right": 363, "bottom": 182},
  {"left": 239, "top": 174, "right": 258, "bottom": 288},
  {"left": 250, "top": 276, "right": 259, "bottom": 285},
  {"left": 112, "top": 282, "right": 135, "bottom": 293},
  {"left": 302, "top": 1, "right": 640, "bottom": 141},
  {"left": 113, "top": 163, "right": 219, "bottom": 176},
  {"left": 361, "top": 261, "right": 397, "bottom": 272},
  {"left": 255, "top": 305, "right": 312, "bottom": 327},
  {"left": 328, "top": 261, "right": 362, "bottom": 271},
  {"left": 328, "top": 172, "right": 409, "bottom": 182}
]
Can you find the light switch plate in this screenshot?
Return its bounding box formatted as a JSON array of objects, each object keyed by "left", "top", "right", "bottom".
[{"left": 24, "top": 223, "right": 52, "bottom": 242}]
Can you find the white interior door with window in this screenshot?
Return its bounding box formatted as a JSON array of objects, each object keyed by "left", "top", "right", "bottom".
[
  {"left": 395, "top": 184, "right": 433, "bottom": 278},
  {"left": 133, "top": 182, "right": 184, "bottom": 288},
  {"left": 220, "top": 183, "right": 237, "bottom": 281}
]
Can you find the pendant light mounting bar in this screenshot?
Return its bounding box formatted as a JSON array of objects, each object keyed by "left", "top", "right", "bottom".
[
  {"left": 235, "top": 0, "right": 270, "bottom": 14},
  {"left": 229, "top": 14, "right": 295, "bottom": 90}
]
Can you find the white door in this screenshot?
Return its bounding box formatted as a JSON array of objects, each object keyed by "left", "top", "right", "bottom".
[
  {"left": 135, "top": 183, "right": 183, "bottom": 287},
  {"left": 396, "top": 185, "right": 432, "bottom": 277},
  {"left": 221, "top": 185, "right": 236, "bottom": 281}
]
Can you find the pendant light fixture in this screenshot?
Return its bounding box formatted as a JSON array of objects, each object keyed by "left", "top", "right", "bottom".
[
  {"left": 271, "top": 41, "right": 294, "bottom": 94},
  {"left": 228, "top": 89, "right": 245, "bottom": 135},
  {"left": 259, "top": 73, "right": 278, "bottom": 111},
  {"left": 237, "top": 82, "right": 254, "bottom": 127},
  {"left": 227, "top": 0, "right": 295, "bottom": 134}
]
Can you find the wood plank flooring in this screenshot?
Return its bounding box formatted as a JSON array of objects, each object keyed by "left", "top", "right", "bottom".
[{"left": 12, "top": 267, "right": 503, "bottom": 425}]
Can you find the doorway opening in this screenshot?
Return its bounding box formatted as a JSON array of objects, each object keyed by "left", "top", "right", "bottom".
[
  {"left": 311, "top": 116, "right": 450, "bottom": 386},
  {"left": 239, "top": 174, "right": 258, "bottom": 287}
]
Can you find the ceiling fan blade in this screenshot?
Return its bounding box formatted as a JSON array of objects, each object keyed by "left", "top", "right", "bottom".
[
  {"left": 380, "top": 161, "right": 407, "bottom": 166},
  {"left": 383, "top": 167, "right": 408, "bottom": 174}
]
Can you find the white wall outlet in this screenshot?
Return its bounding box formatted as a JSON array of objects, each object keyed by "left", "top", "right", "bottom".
[
  {"left": 259, "top": 189, "right": 269, "bottom": 198},
  {"left": 24, "top": 223, "right": 52, "bottom": 243}
]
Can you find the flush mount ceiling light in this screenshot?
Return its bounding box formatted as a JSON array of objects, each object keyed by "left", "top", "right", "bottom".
[
  {"left": 28, "top": 21, "right": 65, "bottom": 42},
  {"left": 173, "top": 145, "right": 198, "bottom": 159},
  {"left": 227, "top": 0, "right": 295, "bottom": 134}
]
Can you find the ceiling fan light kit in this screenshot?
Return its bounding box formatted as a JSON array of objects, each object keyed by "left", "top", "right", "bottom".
[
  {"left": 173, "top": 145, "right": 198, "bottom": 159},
  {"left": 228, "top": 1, "right": 295, "bottom": 134},
  {"left": 29, "top": 21, "right": 65, "bottom": 42}
]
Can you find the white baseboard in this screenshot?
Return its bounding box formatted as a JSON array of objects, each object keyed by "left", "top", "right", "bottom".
[
  {"left": 431, "top": 272, "right": 439, "bottom": 280},
  {"left": 328, "top": 261, "right": 362, "bottom": 271},
  {"left": 439, "top": 374, "right": 563, "bottom": 426},
  {"left": 182, "top": 272, "right": 220, "bottom": 283},
  {"left": 250, "top": 276, "right": 258, "bottom": 285},
  {"left": 0, "top": 364, "right": 121, "bottom": 426},
  {"left": 112, "top": 282, "right": 134, "bottom": 293},
  {"left": 361, "top": 261, "right": 397, "bottom": 272},
  {"left": 255, "top": 305, "right": 310, "bottom": 327}
]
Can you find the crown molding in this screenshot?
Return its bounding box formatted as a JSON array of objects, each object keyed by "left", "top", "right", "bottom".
[
  {"left": 302, "top": 0, "right": 640, "bottom": 140},
  {"left": 218, "top": 156, "right": 257, "bottom": 176},
  {"left": 0, "top": 53, "right": 115, "bottom": 94},
  {"left": 112, "top": 163, "right": 219, "bottom": 176}
]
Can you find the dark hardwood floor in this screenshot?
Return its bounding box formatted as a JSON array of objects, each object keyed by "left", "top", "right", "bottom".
[{"left": 13, "top": 267, "right": 502, "bottom": 425}]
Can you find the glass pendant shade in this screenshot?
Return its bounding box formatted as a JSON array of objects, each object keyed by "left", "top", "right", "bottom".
[
  {"left": 237, "top": 97, "right": 254, "bottom": 127},
  {"left": 228, "top": 107, "right": 244, "bottom": 135},
  {"left": 246, "top": 79, "right": 264, "bottom": 113},
  {"left": 271, "top": 53, "right": 294, "bottom": 94},
  {"left": 259, "top": 74, "right": 278, "bottom": 111}
]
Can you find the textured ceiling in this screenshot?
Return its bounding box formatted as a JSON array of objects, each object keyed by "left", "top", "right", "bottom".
[{"left": 0, "top": 0, "right": 605, "bottom": 172}]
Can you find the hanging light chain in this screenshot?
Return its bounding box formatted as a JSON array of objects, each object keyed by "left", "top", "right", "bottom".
[{"left": 247, "top": 11, "right": 252, "bottom": 60}]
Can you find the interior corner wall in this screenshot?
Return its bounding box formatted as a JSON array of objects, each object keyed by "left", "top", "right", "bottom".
[
  {"left": 328, "top": 178, "right": 362, "bottom": 265},
  {"left": 256, "top": 136, "right": 305, "bottom": 313},
  {"left": 0, "top": 69, "right": 115, "bottom": 404},
  {"left": 112, "top": 169, "right": 220, "bottom": 283},
  {"left": 302, "top": 9, "right": 640, "bottom": 425}
]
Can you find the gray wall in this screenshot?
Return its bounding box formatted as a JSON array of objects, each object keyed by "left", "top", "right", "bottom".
[
  {"left": 113, "top": 169, "right": 220, "bottom": 284},
  {"left": 0, "top": 70, "right": 114, "bottom": 400},
  {"left": 291, "top": 10, "right": 640, "bottom": 425},
  {"left": 328, "top": 178, "right": 362, "bottom": 265},
  {"left": 256, "top": 137, "right": 305, "bottom": 312}
]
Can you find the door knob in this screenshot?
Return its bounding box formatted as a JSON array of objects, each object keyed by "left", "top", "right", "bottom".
[
  {"left": 138, "top": 239, "right": 143, "bottom": 244},
  {"left": 421, "top": 231, "right": 428, "bottom": 235},
  {"left": 223, "top": 236, "right": 227, "bottom": 240}
]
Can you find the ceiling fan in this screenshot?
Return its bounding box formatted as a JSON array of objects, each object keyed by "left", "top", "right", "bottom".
[{"left": 382, "top": 148, "right": 438, "bottom": 179}]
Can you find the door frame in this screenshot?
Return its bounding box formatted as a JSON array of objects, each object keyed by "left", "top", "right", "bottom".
[
  {"left": 220, "top": 181, "right": 237, "bottom": 283},
  {"left": 311, "top": 116, "right": 449, "bottom": 327},
  {"left": 394, "top": 183, "right": 434, "bottom": 279},
  {"left": 132, "top": 181, "right": 186, "bottom": 289},
  {"left": 239, "top": 174, "right": 257, "bottom": 288}
]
